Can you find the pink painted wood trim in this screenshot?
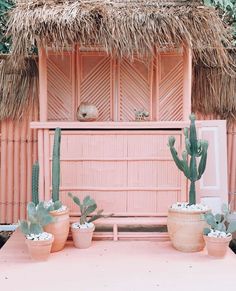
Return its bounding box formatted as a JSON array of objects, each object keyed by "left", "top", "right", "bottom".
[
  {"left": 0, "top": 122, "right": 7, "bottom": 221},
  {"left": 19, "top": 120, "right": 27, "bottom": 220},
  {"left": 154, "top": 51, "right": 160, "bottom": 121},
  {"left": 76, "top": 46, "right": 81, "bottom": 108},
  {"left": 43, "top": 129, "right": 50, "bottom": 200},
  {"left": 183, "top": 45, "right": 192, "bottom": 120},
  {"left": 71, "top": 48, "right": 77, "bottom": 120},
  {"left": 13, "top": 122, "right": 20, "bottom": 222},
  {"left": 116, "top": 58, "right": 121, "bottom": 121},
  {"left": 149, "top": 56, "right": 154, "bottom": 121},
  {"left": 38, "top": 129, "right": 45, "bottom": 200},
  {"left": 30, "top": 121, "right": 204, "bottom": 129},
  {"left": 6, "top": 121, "right": 14, "bottom": 222},
  {"left": 39, "top": 47, "right": 48, "bottom": 121}
]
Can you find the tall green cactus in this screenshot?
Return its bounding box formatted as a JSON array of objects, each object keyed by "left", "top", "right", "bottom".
[
  {"left": 32, "top": 161, "right": 39, "bottom": 206},
  {"left": 168, "top": 114, "right": 209, "bottom": 205},
  {"left": 52, "top": 127, "right": 61, "bottom": 202}
]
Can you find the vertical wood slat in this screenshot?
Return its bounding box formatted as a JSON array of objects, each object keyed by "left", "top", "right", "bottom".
[
  {"left": 0, "top": 111, "right": 38, "bottom": 223},
  {"left": 39, "top": 47, "right": 48, "bottom": 121},
  {"left": 0, "top": 122, "right": 7, "bottom": 222}
]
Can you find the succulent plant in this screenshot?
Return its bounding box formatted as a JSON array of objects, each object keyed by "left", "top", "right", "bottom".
[
  {"left": 203, "top": 204, "right": 236, "bottom": 235},
  {"left": 168, "top": 114, "right": 208, "bottom": 205},
  {"left": 68, "top": 193, "right": 111, "bottom": 225},
  {"left": 31, "top": 161, "right": 39, "bottom": 206},
  {"left": 44, "top": 200, "right": 63, "bottom": 212},
  {"left": 18, "top": 202, "right": 54, "bottom": 236}
]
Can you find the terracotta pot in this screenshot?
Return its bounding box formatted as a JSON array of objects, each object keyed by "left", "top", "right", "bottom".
[
  {"left": 204, "top": 234, "right": 232, "bottom": 258},
  {"left": 167, "top": 208, "right": 207, "bottom": 252},
  {"left": 44, "top": 209, "right": 70, "bottom": 252},
  {"left": 71, "top": 224, "right": 95, "bottom": 249},
  {"left": 26, "top": 236, "right": 54, "bottom": 261}
]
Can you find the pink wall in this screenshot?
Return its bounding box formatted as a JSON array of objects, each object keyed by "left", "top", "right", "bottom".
[{"left": 0, "top": 110, "right": 38, "bottom": 223}]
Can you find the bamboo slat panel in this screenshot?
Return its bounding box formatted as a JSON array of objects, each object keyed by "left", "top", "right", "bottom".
[{"left": 0, "top": 111, "right": 38, "bottom": 223}]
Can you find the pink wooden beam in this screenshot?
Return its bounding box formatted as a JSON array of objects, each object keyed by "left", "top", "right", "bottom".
[
  {"left": 39, "top": 47, "right": 48, "bottom": 121},
  {"left": 183, "top": 45, "right": 192, "bottom": 119}
]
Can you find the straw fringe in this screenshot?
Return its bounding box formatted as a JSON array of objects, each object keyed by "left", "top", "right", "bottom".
[
  {"left": 0, "top": 58, "right": 38, "bottom": 120},
  {"left": 0, "top": 0, "right": 235, "bottom": 120}
]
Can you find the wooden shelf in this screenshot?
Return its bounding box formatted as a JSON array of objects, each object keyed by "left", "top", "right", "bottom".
[{"left": 30, "top": 121, "right": 192, "bottom": 129}]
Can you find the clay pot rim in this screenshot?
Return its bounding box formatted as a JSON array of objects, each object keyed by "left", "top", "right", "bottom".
[
  {"left": 168, "top": 207, "right": 208, "bottom": 215},
  {"left": 203, "top": 234, "right": 232, "bottom": 243},
  {"left": 49, "top": 208, "right": 69, "bottom": 216},
  {"left": 25, "top": 235, "right": 54, "bottom": 245},
  {"left": 71, "top": 223, "right": 95, "bottom": 233}
]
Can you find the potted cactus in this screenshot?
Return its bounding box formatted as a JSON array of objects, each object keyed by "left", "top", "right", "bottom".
[
  {"left": 68, "top": 193, "right": 111, "bottom": 249},
  {"left": 203, "top": 205, "right": 236, "bottom": 258},
  {"left": 32, "top": 128, "right": 70, "bottom": 252},
  {"left": 18, "top": 202, "right": 54, "bottom": 261},
  {"left": 167, "top": 114, "right": 209, "bottom": 252}
]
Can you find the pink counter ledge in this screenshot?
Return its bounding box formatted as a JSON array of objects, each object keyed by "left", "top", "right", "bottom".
[{"left": 0, "top": 231, "right": 235, "bottom": 291}]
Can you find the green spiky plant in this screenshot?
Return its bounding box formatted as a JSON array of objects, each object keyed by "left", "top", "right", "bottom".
[
  {"left": 31, "top": 161, "right": 39, "bottom": 206},
  {"left": 45, "top": 127, "right": 62, "bottom": 211},
  {"left": 203, "top": 204, "right": 236, "bottom": 236},
  {"left": 168, "top": 114, "right": 209, "bottom": 205},
  {"left": 18, "top": 202, "right": 54, "bottom": 236},
  {"left": 52, "top": 127, "right": 61, "bottom": 203},
  {"left": 31, "top": 127, "right": 62, "bottom": 212},
  {"left": 68, "top": 193, "right": 111, "bottom": 225}
]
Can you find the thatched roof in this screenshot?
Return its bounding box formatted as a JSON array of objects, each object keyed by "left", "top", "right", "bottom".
[
  {"left": 0, "top": 0, "right": 235, "bottom": 120},
  {"left": 8, "top": 0, "right": 233, "bottom": 67}
]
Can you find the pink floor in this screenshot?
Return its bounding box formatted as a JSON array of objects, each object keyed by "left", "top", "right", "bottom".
[{"left": 0, "top": 231, "right": 235, "bottom": 291}]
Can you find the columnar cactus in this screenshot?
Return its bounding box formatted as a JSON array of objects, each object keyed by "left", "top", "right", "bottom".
[
  {"left": 52, "top": 127, "right": 61, "bottom": 202},
  {"left": 31, "top": 161, "right": 39, "bottom": 206},
  {"left": 168, "top": 114, "right": 208, "bottom": 205}
]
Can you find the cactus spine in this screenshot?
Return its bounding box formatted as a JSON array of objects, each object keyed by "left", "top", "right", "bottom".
[
  {"left": 52, "top": 127, "right": 61, "bottom": 202},
  {"left": 32, "top": 161, "right": 39, "bottom": 206},
  {"left": 168, "top": 114, "right": 208, "bottom": 205}
]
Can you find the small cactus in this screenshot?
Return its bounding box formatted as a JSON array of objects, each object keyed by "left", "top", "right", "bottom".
[
  {"left": 52, "top": 127, "right": 61, "bottom": 202},
  {"left": 203, "top": 204, "right": 236, "bottom": 235},
  {"left": 168, "top": 114, "right": 208, "bottom": 205},
  {"left": 31, "top": 161, "right": 39, "bottom": 206},
  {"left": 68, "top": 193, "right": 112, "bottom": 225},
  {"left": 18, "top": 202, "right": 54, "bottom": 235}
]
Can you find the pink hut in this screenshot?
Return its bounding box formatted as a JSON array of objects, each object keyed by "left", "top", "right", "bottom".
[{"left": 0, "top": 0, "right": 235, "bottom": 240}]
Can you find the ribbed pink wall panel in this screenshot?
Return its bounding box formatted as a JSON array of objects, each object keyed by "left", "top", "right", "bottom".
[
  {"left": 46, "top": 130, "right": 183, "bottom": 216},
  {"left": 0, "top": 110, "right": 38, "bottom": 223}
]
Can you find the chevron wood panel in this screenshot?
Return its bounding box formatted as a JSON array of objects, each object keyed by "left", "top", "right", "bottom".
[
  {"left": 79, "top": 55, "right": 112, "bottom": 121},
  {"left": 119, "top": 58, "right": 152, "bottom": 121},
  {"left": 47, "top": 53, "right": 74, "bottom": 121},
  {"left": 159, "top": 55, "right": 184, "bottom": 121}
]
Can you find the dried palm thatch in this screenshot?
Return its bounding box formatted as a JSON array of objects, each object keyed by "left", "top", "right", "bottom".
[
  {"left": 8, "top": 0, "right": 233, "bottom": 67},
  {"left": 0, "top": 58, "right": 38, "bottom": 119},
  {"left": 192, "top": 58, "right": 236, "bottom": 121},
  {"left": 0, "top": 0, "right": 235, "bottom": 119}
]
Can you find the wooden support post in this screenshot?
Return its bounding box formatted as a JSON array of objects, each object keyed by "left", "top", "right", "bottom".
[
  {"left": 113, "top": 224, "right": 118, "bottom": 241},
  {"left": 183, "top": 45, "right": 192, "bottom": 120},
  {"left": 39, "top": 47, "right": 48, "bottom": 121}
]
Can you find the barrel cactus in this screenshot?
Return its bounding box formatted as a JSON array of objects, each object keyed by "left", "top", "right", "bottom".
[
  {"left": 19, "top": 202, "right": 54, "bottom": 235},
  {"left": 168, "top": 114, "right": 208, "bottom": 205}
]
